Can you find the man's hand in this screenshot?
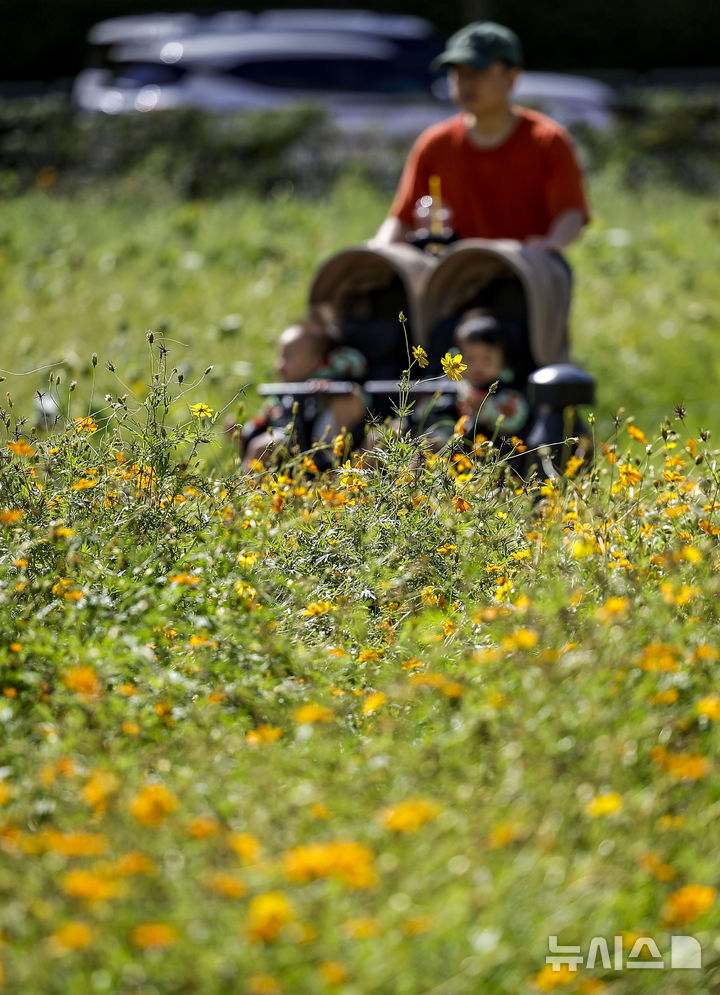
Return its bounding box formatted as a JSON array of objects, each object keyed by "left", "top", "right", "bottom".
[
  {"left": 368, "top": 216, "right": 411, "bottom": 248},
  {"left": 523, "top": 235, "right": 560, "bottom": 252},
  {"left": 524, "top": 208, "right": 586, "bottom": 253}
]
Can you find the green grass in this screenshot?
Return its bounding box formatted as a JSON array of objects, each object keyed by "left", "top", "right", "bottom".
[
  {"left": 1, "top": 172, "right": 720, "bottom": 994},
  {"left": 1, "top": 172, "right": 719, "bottom": 443}
]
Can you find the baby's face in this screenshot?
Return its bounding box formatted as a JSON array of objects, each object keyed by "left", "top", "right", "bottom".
[
  {"left": 461, "top": 341, "right": 504, "bottom": 386},
  {"left": 276, "top": 325, "right": 323, "bottom": 382}
]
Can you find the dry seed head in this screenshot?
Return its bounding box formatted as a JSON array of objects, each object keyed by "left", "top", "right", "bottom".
[{"left": 92, "top": 353, "right": 98, "bottom": 368}]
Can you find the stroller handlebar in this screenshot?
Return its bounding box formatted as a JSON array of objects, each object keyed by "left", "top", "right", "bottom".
[
  {"left": 364, "top": 378, "right": 459, "bottom": 396},
  {"left": 256, "top": 381, "right": 355, "bottom": 397}
]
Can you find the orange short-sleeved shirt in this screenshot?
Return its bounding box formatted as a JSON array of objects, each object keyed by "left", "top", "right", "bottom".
[{"left": 389, "top": 108, "right": 589, "bottom": 242}]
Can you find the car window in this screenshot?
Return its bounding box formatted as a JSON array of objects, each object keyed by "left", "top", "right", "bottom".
[
  {"left": 224, "top": 57, "right": 430, "bottom": 94},
  {"left": 111, "top": 62, "right": 187, "bottom": 87}
]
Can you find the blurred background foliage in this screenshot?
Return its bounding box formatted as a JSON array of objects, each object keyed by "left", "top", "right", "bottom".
[{"left": 3, "top": 92, "right": 720, "bottom": 199}]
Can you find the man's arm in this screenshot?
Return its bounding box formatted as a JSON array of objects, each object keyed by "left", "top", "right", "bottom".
[
  {"left": 524, "top": 208, "right": 586, "bottom": 253},
  {"left": 368, "top": 215, "right": 411, "bottom": 248}
]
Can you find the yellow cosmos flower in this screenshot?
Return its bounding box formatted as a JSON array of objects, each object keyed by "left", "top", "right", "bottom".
[
  {"left": 412, "top": 345, "right": 429, "bottom": 369},
  {"left": 227, "top": 831, "right": 262, "bottom": 863},
  {"left": 245, "top": 724, "right": 283, "bottom": 746},
  {"left": 584, "top": 792, "right": 622, "bottom": 818},
  {"left": 189, "top": 403, "right": 213, "bottom": 419},
  {"left": 247, "top": 976, "right": 282, "bottom": 995},
  {"left": 626, "top": 423, "right": 649, "bottom": 445},
  {"left": 378, "top": 798, "right": 443, "bottom": 833},
  {"left": 341, "top": 917, "right": 382, "bottom": 939},
  {"left": 441, "top": 352, "right": 467, "bottom": 381},
  {"left": 168, "top": 572, "right": 201, "bottom": 586},
  {"left": 532, "top": 963, "right": 576, "bottom": 990},
  {"left": 50, "top": 922, "right": 93, "bottom": 952},
  {"left": 62, "top": 870, "right": 119, "bottom": 902},
  {"left": 617, "top": 463, "right": 642, "bottom": 488},
  {"left": 698, "top": 695, "right": 720, "bottom": 720},
  {"left": 362, "top": 691, "right": 387, "bottom": 715},
  {"left": 652, "top": 747, "right": 709, "bottom": 781},
  {"left": 637, "top": 853, "right": 675, "bottom": 881},
  {"left": 187, "top": 815, "right": 221, "bottom": 839},
  {"left": 319, "top": 961, "right": 348, "bottom": 985},
  {"left": 246, "top": 892, "right": 295, "bottom": 943},
  {"left": 73, "top": 416, "right": 98, "bottom": 433},
  {"left": 358, "top": 649, "right": 382, "bottom": 663},
  {"left": 300, "top": 601, "right": 336, "bottom": 616},
  {"left": 82, "top": 770, "right": 120, "bottom": 813},
  {"left": 293, "top": 703, "right": 334, "bottom": 724},
  {"left": 112, "top": 852, "right": 155, "bottom": 877},
  {"left": 40, "top": 831, "right": 108, "bottom": 857},
  {"left": 282, "top": 840, "right": 377, "bottom": 889},
  {"left": 205, "top": 871, "right": 247, "bottom": 898}
]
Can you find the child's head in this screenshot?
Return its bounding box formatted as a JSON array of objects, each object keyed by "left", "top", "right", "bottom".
[
  {"left": 276, "top": 308, "right": 338, "bottom": 382},
  {"left": 454, "top": 310, "right": 514, "bottom": 386}
]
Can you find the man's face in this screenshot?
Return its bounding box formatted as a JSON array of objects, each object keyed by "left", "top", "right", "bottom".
[{"left": 448, "top": 62, "right": 519, "bottom": 117}]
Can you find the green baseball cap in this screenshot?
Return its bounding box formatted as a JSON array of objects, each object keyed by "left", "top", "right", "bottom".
[{"left": 431, "top": 21, "right": 523, "bottom": 72}]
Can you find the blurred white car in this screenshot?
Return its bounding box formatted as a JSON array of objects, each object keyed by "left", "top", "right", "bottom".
[
  {"left": 73, "top": 13, "right": 618, "bottom": 134},
  {"left": 73, "top": 29, "right": 454, "bottom": 137},
  {"left": 514, "top": 72, "right": 617, "bottom": 129}
]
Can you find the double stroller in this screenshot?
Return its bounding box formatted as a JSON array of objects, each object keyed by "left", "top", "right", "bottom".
[{"left": 254, "top": 238, "right": 594, "bottom": 475}]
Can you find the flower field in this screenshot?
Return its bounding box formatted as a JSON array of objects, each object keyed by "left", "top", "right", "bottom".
[
  {"left": 1, "top": 357, "right": 720, "bottom": 994},
  {"left": 1, "top": 174, "right": 720, "bottom": 993}
]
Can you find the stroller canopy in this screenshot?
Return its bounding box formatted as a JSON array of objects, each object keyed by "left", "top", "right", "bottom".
[
  {"left": 421, "top": 240, "right": 573, "bottom": 369},
  {"left": 309, "top": 242, "right": 435, "bottom": 344}
]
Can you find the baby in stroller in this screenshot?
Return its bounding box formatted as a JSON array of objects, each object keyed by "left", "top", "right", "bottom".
[
  {"left": 453, "top": 309, "right": 529, "bottom": 438},
  {"left": 414, "top": 307, "right": 530, "bottom": 450},
  {"left": 240, "top": 306, "right": 367, "bottom": 470}
]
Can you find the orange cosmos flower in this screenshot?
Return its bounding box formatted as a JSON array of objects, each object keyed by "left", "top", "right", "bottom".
[
  {"left": 130, "top": 923, "right": 179, "bottom": 948},
  {"left": 8, "top": 439, "right": 35, "bottom": 456},
  {"left": 62, "top": 665, "right": 102, "bottom": 698},
  {"left": 129, "top": 784, "right": 179, "bottom": 826},
  {"left": 663, "top": 884, "right": 716, "bottom": 925},
  {"left": 227, "top": 831, "right": 262, "bottom": 863},
  {"left": 62, "top": 870, "right": 119, "bottom": 902},
  {"left": 50, "top": 922, "right": 93, "bottom": 952},
  {"left": 377, "top": 798, "right": 443, "bottom": 833}
]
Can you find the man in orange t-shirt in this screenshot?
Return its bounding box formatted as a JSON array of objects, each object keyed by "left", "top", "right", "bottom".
[{"left": 371, "top": 22, "right": 589, "bottom": 253}]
